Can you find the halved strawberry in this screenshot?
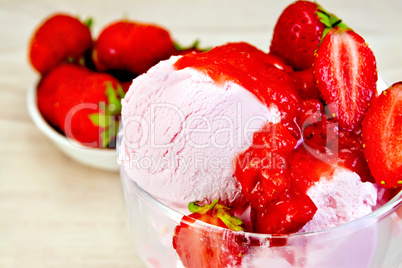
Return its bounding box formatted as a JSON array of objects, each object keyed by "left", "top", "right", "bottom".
[
  {"left": 172, "top": 200, "right": 247, "bottom": 268},
  {"left": 362, "top": 83, "right": 402, "bottom": 189},
  {"left": 314, "top": 27, "right": 377, "bottom": 131}
]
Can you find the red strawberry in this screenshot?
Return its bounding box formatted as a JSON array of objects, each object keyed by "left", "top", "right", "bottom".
[
  {"left": 314, "top": 27, "right": 377, "bottom": 131},
  {"left": 288, "top": 146, "right": 334, "bottom": 192},
  {"left": 235, "top": 123, "right": 297, "bottom": 209},
  {"left": 362, "top": 83, "right": 402, "bottom": 189},
  {"left": 37, "top": 63, "right": 91, "bottom": 127},
  {"left": 270, "top": 0, "right": 346, "bottom": 70},
  {"left": 297, "top": 99, "right": 373, "bottom": 182},
  {"left": 29, "top": 13, "right": 92, "bottom": 75},
  {"left": 173, "top": 200, "right": 247, "bottom": 268},
  {"left": 92, "top": 21, "right": 175, "bottom": 75},
  {"left": 337, "top": 130, "right": 374, "bottom": 183},
  {"left": 291, "top": 68, "right": 321, "bottom": 100},
  {"left": 36, "top": 63, "right": 124, "bottom": 148},
  {"left": 56, "top": 73, "right": 125, "bottom": 148},
  {"left": 300, "top": 107, "right": 338, "bottom": 153},
  {"left": 262, "top": 53, "right": 294, "bottom": 73},
  {"left": 251, "top": 185, "right": 317, "bottom": 234}
]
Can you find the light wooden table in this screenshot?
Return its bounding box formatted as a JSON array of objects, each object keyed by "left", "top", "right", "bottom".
[{"left": 1, "top": 0, "right": 401, "bottom": 267}]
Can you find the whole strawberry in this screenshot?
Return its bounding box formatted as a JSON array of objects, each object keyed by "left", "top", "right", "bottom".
[
  {"left": 29, "top": 13, "right": 92, "bottom": 75},
  {"left": 362, "top": 83, "right": 402, "bottom": 189},
  {"left": 313, "top": 27, "right": 377, "bottom": 131},
  {"left": 37, "top": 63, "right": 124, "bottom": 148},
  {"left": 37, "top": 63, "right": 91, "bottom": 127},
  {"left": 92, "top": 21, "right": 175, "bottom": 75},
  {"left": 56, "top": 73, "right": 124, "bottom": 148},
  {"left": 270, "top": 0, "right": 346, "bottom": 70},
  {"left": 173, "top": 200, "right": 247, "bottom": 268}
]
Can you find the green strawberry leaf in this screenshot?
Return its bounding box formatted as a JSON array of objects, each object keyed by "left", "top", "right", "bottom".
[
  {"left": 105, "top": 82, "right": 125, "bottom": 116},
  {"left": 86, "top": 81, "right": 124, "bottom": 148},
  {"left": 188, "top": 199, "right": 244, "bottom": 232},
  {"left": 215, "top": 205, "right": 244, "bottom": 232},
  {"left": 88, "top": 112, "right": 120, "bottom": 148},
  {"left": 174, "top": 40, "right": 200, "bottom": 51},
  {"left": 84, "top": 17, "right": 93, "bottom": 29},
  {"left": 99, "top": 118, "right": 119, "bottom": 148},
  {"left": 88, "top": 113, "right": 109, "bottom": 128},
  {"left": 188, "top": 199, "right": 219, "bottom": 214},
  {"left": 317, "top": 10, "right": 332, "bottom": 28},
  {"left": 316, "top": 6, "right": 349, "bottom": 42}
]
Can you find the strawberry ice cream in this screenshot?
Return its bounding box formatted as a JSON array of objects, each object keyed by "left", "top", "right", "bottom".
[
  {"left": 300, "top": 166, "right": 378, "bottom": 233},
  {"left": 120, "top": 54, "right": 281, "bottom": 211},
  {"left": 119, "top": 42, "right": 379, "bottom": 232}
]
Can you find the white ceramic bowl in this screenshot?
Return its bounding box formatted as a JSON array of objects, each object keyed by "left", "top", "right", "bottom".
[{"left": 27, "top": 85, "right": 119, "bottom": 171}]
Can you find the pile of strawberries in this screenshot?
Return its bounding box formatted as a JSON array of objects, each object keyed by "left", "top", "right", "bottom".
[
  {"left": 172, "top": 1, "right": 402, "bottom": 267},
  {"left": 29, "top": 13, "right": 199, "bottom": 148}
]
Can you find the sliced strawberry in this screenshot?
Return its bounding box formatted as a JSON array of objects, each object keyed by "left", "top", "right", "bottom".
[
  {"left": 173, "top": 200, "right": 247, "bottom": 268},
  {"left": 362, "top": 83, "right": 402, "bottom": 189},
  {"left": 314, "top": 27, "right": 377, "bottom": 131}
]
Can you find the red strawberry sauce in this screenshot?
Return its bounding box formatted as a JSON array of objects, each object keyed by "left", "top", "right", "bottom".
[{"left": 174, "top": 42, "right": 300, "bottom": 122}]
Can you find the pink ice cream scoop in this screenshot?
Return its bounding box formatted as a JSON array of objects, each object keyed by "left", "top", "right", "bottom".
[
  {"left": 119, "top": 43, "right": 379, "bottom": 232},
  {"left": 119, "top": 55, "right": 280, "bottom": 212}
]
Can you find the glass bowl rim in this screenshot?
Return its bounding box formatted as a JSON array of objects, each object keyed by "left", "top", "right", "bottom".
[{"left": 122, "top": 167, "right": 402, "bottom": 239}]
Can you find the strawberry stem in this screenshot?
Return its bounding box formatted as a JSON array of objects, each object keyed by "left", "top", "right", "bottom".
[{"left": 316, "top": 6, "right": 348, "bottom": 41}]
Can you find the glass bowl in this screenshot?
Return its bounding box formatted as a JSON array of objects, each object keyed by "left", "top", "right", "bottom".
[
  {"left": 117, "top": 75, "right": 401, "bottom": 267},
  {"left": 120, "top": 165, "right": 401, "bottom": 267}
]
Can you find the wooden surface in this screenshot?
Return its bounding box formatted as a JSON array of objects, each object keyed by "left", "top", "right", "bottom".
[{"left": 1, "top": 0, "right": 402, "bottom": 267}]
